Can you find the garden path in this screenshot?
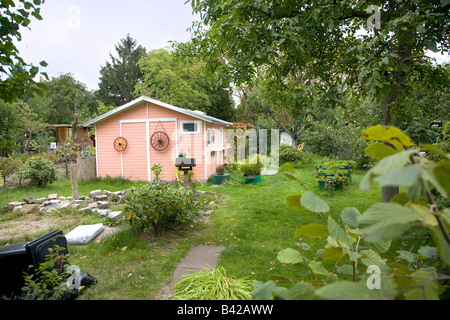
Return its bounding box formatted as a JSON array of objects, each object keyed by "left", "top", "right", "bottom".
[{"left": 161, "top": 245, "right": 225, "bottom": 299}]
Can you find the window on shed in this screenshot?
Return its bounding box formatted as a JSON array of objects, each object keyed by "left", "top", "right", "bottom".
[{"left": 181, "top": 121, "right": 201, "bottom": 134}]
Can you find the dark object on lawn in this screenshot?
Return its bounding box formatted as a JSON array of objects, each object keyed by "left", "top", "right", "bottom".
[{"left": 0, "top": 231, "right": 68, "bottom": 298}]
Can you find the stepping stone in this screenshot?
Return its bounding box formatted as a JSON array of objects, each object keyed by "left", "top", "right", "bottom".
[
  {"left": 48, "top": 194, "right": 58, "bottom": 200},
  {"left": 162, "top": 246, "right": 225, "bottom": 299},
  {"left": 90, "top": 190, "right": 103, "bottom": 197},
  {"left": 108, "top": 211, "right": 122, "bottom": 221}
]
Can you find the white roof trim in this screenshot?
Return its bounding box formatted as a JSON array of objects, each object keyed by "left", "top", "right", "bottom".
[{"left": 82, "top": 96, "right": 233, "bottom": 127}]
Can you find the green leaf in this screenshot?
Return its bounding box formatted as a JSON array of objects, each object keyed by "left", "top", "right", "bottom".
[
  {"left": 308, "top": 261, "right": 331, "bottom": 276},
  {"left": 278, "top": 162, "right": 298, "bottom": 180},
  {"left": 364, "top": 142, "right": 397, "bottom": 161},
  {"left": 278, "top": 162, "right": 296, "bottom": 175},
  {"left": 300, "top": 191, "right": 329, "bottom": 213},
  {"left": 434, "top": 161, "right": 450, "bottom": 196},
  {"left": 315, "top": 281, "right": 379, "bottom": 300},
  {"left": 336, "top": 265, "right": 354, "bottom": 275},
  {"left": 328, "top": 216, "right": 355, "bottom": 248},
  {"left": 360, "top": 150, "right": 416, "bottom": 192},
  {"left": 373, "top": 165, "right": 422, "bottom": 187},
  {"left": 396, "top": 250, "right": 418, "bottom": 263},
  {"left": 323, "top": 247, "right": 344, "bottom": 261},
  {"left": 294, "top": 224, "right": 329, "bottom": 239},
  {"left": 277, "top": 248, "right": 303, "bottom": 264},
  {"left": 422, "top": 144, "right": 449, "bottom": 160},
  {"left": 250, "top": 280, "right": 276, "bottom": 300},
  {"left": 390, "top": 192, "right": 410, "bottom": 205},
  {"left": 341, "top": 207, "right": 361, "bottom": 228},
  {"left": 403, "top": 270, "right": 444, "bottom": 300},
  {"left": 360, "top": 249, "right": 386, "bottom": 267},
  {"left": 424, "top": 39, "right": 438, "bottom": 52},
  {"left": 362, "top": 125, "right": 414, "bottom": 150},
  {"left": 417, "top": 246, "right": 439, "bottom": 259},
  {"left": 431, "top": 226, "right": 450, "bottom": 267},
  {"left": 358, "top": 203, "right": 420, "bottom": 242},
  {"left": 284, "top": 282, "right": 316, "bottom": 300},
  {"left": 285, "top": 194, "right": 306, "bottom": 211}
]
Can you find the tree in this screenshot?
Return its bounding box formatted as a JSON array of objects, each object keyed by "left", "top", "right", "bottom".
[
  {"left": 40, "top": 73, "right": 97, "bottom": 125},
  {"left": 97, "top": 34, "right": 146, "bottom": 107},
  {"left": 0, "top": 100, "right": 19, "bottom": 157},
  {"left": 135, "top": 48, "right": 235, "bottom": 121},
  {"left": 177, "top": 0, "right": 450, "bottom": 202},
  {"left": 0, "top": 0, "right": 47, "bottom": 102}
]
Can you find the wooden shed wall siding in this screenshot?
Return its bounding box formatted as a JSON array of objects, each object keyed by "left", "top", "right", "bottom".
[
  {"left": 122, "top": 122, "right": 148, "bottom": 181},
  {"left": 96, "top": 101, "right": 231, "bottom": 182}
]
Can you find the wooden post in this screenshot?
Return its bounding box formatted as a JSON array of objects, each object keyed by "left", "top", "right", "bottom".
[
  {"left": 69, "top": 162, "right": 79, "bottom": 200},
  {"left": 182, "top": 170, "right": 191, "bottom": 190}
]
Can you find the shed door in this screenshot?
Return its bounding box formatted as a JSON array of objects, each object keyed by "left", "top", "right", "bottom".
[
  {"left": 121, "top": 122, "right": 148, "bottom": 181},
  {"left": 149, "top": 121, "right": 176, "bottom": 181}
]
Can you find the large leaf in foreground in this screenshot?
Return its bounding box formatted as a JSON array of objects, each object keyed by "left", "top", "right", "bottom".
[{"left": 358, "top": 203, "right": 421, "bottom": 242}]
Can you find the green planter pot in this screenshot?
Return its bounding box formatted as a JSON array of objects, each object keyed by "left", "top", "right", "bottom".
[
  {"left": 212, "top": 173, "right": 230, "bottom": 185},
  {"left": 318, "top": 180, "right": 343, "bottom": 191},
  {"left": 244, "top": 174, "right": 262, "bottom": 184}
]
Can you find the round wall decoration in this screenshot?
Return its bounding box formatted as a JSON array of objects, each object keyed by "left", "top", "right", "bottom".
[
  {"left": 113, "top": 137, "right": 128, "bottom": 152},
  {"left": 150, "top": 131, "right": 170, "bottom": 151}
]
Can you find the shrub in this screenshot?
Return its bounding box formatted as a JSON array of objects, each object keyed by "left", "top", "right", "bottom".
[
  {"left": 0, "top": 156, "right": 22, "bottom": 185},
  {"left": 19, "top": 156, "right": 56, "bottom": 187},
  {"left": 123, "top": 182, "right": 205, "bottom": 236},
  {"left": 239, "top": 154, "right": 264, "bottom": 177},
  {"left": 279, "top": 144, "right": 303, "bottom": 164}
]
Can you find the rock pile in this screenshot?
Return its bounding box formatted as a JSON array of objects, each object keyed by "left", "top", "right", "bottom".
[{"left": 4, "top": 189, "right": 129, "bottom": 222}]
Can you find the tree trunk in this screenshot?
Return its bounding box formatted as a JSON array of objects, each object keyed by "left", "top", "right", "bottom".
[
  {"left": 69, "top": 162, "right": 79, "bottom": 200},
  {"left": 380, "top": 31, "right": 412, "bottom": 203}
]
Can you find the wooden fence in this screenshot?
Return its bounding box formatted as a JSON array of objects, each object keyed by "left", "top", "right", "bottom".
[{"left": 76, "top": 156, "right": 96, "bottom": 181}]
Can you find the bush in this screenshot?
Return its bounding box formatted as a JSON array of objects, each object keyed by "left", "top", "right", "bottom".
[
  {"left": 279, "top": 144, "right": 303, "bottom": 164},
  {"left": 240, "top": 154, "right": 264, "bottom": 177},
  {"left": 215, "top": 165, "right": 225, "bottom": 175},
  {"left": 19, "top": 156, "right": 56, "bottom": 187},
  {"left": 123, "top": 182, "right": 205, "bottom": 236}
]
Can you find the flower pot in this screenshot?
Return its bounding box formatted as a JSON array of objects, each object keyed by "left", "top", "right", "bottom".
[
  {"left": 318, "top": 180, "right": 343, "bottom": 191},
  {"left": 244, "top": 174, "right": 262, "bottom": 184},
  {"left": 212, "top": 173, "right": 230, "bottom": 185}
]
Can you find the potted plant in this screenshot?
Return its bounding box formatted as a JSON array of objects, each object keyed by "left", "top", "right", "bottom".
[
  {"left": 211, "top": 165, "right": 230, "bottom": 185},
  {"left": 240, "top": 154, "right": 264, "bottom": 184}
]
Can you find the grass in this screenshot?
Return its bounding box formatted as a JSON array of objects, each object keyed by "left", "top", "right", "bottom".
[{"left": 2, "top": 159, "right": 408, "bottom": 300}]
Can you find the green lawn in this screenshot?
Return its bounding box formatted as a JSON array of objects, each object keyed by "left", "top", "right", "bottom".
[{"left": 1, "top": 161, "right": 395, "bottom": 300}]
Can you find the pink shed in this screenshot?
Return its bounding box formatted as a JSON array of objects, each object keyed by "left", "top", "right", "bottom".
[{"left": 83, "top": 96, "right": 233, "bottom": 182}]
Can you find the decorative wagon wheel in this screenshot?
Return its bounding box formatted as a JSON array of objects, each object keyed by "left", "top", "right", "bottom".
[
  {"left": 151, "top": 131, "right": 170, "bottom": 151},
  {"left": 113, "top": 137, "right": 128, "bottom": 152}
]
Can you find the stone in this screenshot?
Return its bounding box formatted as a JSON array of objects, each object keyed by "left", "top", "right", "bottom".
[
  {"left": 20, "top": 204, "right": 39, "bottom": 215},
  {"left": 23, "top": 196, "right": 37, "bottom": 204},
  {"left": 13, "top": 206, "right": 23, "bottom": 212},
  {"left": 7, "top": 201, "right": 25, "bottom": 211},
  {"left": 97, "top": 201, "right": 110, "bottom": 209},
  {"left": 88, "top": 202, "right": 98, "bottom": 209},
  {"left": 94, "top": 194, "right": 108, "bottom": 201},
  {"left": 48, "top": 194, "right": 58, "bottom": 200},
  {"left": 42, "top": 200, "right": 52, "bottom": 207},
  {"left": 59, "top": 196, "right": 66, "bottom": 201},
  {"left": 89, "top": 190, "right": 103, "bottom": 198},
  {"left": 96, "top": 209, "right": 111, "bottom": 218},
  {"left": 49, "top": 200, "right": 60, "bottom": 205},
  {"left": 103, "top": 190, "right": 112, "bottom": 196},
  {"left": 205, "top": 210, "right": 214, "bottom": 215},
  {"left": 108, "top": 211, "right": 122, "bottom": 221},
  {"left": 78, "top": 207, "right": 93, "bottom": 215},
  {"left": 36, "top": 198, "right": 48, "bottom": 203},
  {"left": 57, "top": 201, "right": 72, "bottom": 209},
  {"left": 71, "top": 200, "right": 84, "bottom": 204}
]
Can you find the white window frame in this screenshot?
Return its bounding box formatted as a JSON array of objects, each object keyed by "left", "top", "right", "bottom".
[
  {"left": 212, "top": 129, "right": 216, "bottom": 145},
  {"left": 180, "top": 120, "right": 201, "bottom": 135},
  {"left": 220, "top": 127, "right": 224, "bottom": 147},
  {"left": 207, "top": 128, "right": 211, "bottom": 146}
]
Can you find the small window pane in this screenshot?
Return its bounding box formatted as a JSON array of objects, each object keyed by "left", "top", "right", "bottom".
[{"left": 183, "top": 123, "right": 196, "bottom": 132}]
